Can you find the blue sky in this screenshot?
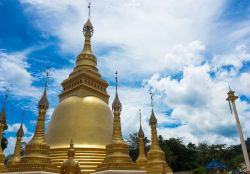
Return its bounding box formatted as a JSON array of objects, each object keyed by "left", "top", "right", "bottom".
[{"left": 0, "top": 0, "right": 250, "bottom": 155}]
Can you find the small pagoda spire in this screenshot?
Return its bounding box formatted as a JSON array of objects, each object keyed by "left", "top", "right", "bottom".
[
  {"left": 33, "top": 70, "right": 49, "bottom": 140},
  {"left": 0, "top": 88, "right": 9, "bottom": 125},
  {"left": 149, "top": 92, "right": 159, "bottom": 149},
  {"left": 96, "top": 72, "right": 136, "bottom": 171},
  {"left": 82, "top": 1, "right": 94, "bottom": 54},
  {"left": 138, "top": 109, "right": 144, "bottom": 138},
  {"left": 136, "top": 109, "right": 147, "bottom": 169},
  {"left": 112, "top": 71, "right": 122, "bottom": 112},
  {"left": 88, "top": 1, "right": 91, "bottom": 19},
  {"left": 111, "top": 71, "right": 123, "bottom": 142},
  {"left": 38, "top": 71, "right": 49, "bottom": 110},
  {"left": 7, "top": 112, "right": 24, "bottom": 166},
  {"left": 74, "top": 2, "right": 99, "bottom": 74},
  {"left": 147, "top": 91, "right": 172, "bottom": 174}
]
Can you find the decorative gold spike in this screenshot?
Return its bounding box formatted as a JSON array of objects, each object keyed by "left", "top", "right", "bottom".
[
  {"left": 7, "top": 121, "right": 24, "bottom": 166},
  {"left": 136, "top": 109, "right": 147, "bottom": 169},
  {"left": 147, "top": 92, "right": 172, "bottom": 174},
  {"left": 96, "top": 72, "right": 137, "bottom": 171},
  {"left": 0, "top": 87, "right": 9, "bottom": 127}
]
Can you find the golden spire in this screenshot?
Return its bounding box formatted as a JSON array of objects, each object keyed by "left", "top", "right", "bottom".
[
  {"left": 0, "top": 116, "right": 5, "bottom": 172},
  {"left": 33, "top": 71, "right": 49, "bottom": 140},
  {"left": 74, "top": 2, "right": 98, "bottom": 73},
  {"left": 146, "top": 92, "right": 172, "bottom": 174},
  {"left": 96, "top": 72, "right": 137, "bottom": 171},
  {"left": 7, "top": 112, "right": 24, "bottom": 166},
  {"left": 136, "top": 109, "right": 147, "bottom": 169},
  {"left": 149, "top": 92, "right": 159, "bottom": 150},
  {"left": 111, "top": 71, "right": 123, "bottom": 143},
  {"left": 9, "top": 71, "right": 58, "bottom": 173},
  {"left": 60, "top": 2, "right": 110, "bottom": 104},
  {"left": 60, "top": 140, "right": 81, "bottom": 174},
  {"left": 0, "top": 88, "right": 9, "bottom": 126}
]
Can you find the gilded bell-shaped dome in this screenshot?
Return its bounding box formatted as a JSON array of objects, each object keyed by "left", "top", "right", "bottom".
[{"left": 45, "top": 96, "right": 113, "bottom": 148}]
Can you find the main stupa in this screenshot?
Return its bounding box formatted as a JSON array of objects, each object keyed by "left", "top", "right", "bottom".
[{"left": 45, "top": 14, "right": 113, "bottom": 173}]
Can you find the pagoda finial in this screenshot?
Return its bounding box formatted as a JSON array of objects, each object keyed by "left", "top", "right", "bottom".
[
  {"left": 88, "top": 1, "right": 91, "bottom": 19},
  {"left": 115, "top": 71, "right": 118, "bottom": 94},
  {"left": 136, "top": 109, "right": 147, "bottom": 169},
  {"left": 38, "top": 69, "right": 49, "bottom": 110},
  {"left": 139, "top": 109, "right": 142, "bottom": 126},
  {"left": 45, "top": 68, "right": 49, "bottom": 91},
  {"left": 138, "top": 109, "right": 144, "bottom": 138},
  {"left": 112, "top": 71, "right": 122, "bottom": 111},
  {"left": 17, "top": 112, "right": 24, "bottom": 138},
  {"left": 21, "top": 110, "right": 25, "bottom": 124},
  {"left": 150, "top": 91, "right": 154, "bottom": 111}
]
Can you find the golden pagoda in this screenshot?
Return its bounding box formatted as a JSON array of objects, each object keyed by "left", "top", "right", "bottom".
[
  {"left": 2, "top": 4, "right": 175, "bottom": 174},
  {"left": 45, "top": 4, "right": 113, "bottom": 173},
  {"left": 8, "top": 77, "right": 58, "bottom": 172},
  {"left": 136, "top": 110, "right": 147, "bottom": 170},
  {"left": 95, "top": 72, "right": 138, "bottom": 172},
  {"left": 146, "top": 93, "right": 172, "bottom": 174},
  {"left": 60, "top": 140, "right": 81, "bottom": 174},
  {"left": 7, "top": 122, "right": 24, "bottom": 166}
]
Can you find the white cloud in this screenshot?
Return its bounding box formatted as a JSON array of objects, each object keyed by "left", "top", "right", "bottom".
[
  {"left": 19, "top": 0, "right": 229, "bottom": 80},
  {"left": 0, "top": 50, "right": 41, "bottom": 99},
  {"left": 12, "top": 0, "right": 250, "bottom": 147},
  {"left": 146, "top": 55, "right": 250, "bottom": 145}
]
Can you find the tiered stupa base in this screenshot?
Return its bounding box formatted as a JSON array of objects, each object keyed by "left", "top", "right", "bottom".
[
  {"left": 96, "top": 143, "right": 138, "bottom": 172},
  {"left": 49, "top": 147, "right": 106, "bottom": 173},
  {"left": 0, "top": 153, "right": 6, "bottom": 172},
  {"left": 8, "top": 142, "right": 58, "bottom": 173},
  {"left": 147, "top": 149, "right": 172, "bottom": 174}
]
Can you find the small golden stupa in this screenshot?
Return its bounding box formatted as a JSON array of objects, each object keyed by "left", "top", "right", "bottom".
[
  {"left": 95, "top": 72, "right": 137, "bottom": 172},
  {"left": 7, "top": 122, "right": 24, "bottom": 166},
  {"left": 8, "top": 78, "right": 58, "bottom": 172},
  {"left": 136, "top": 110, "right": 147, "bottom": 170},
  {"left": 146, "top": 94, "right": 172, "bottom": 174},
  {"left": 60, "top": 140, "right": 81, "bottom": 174}
]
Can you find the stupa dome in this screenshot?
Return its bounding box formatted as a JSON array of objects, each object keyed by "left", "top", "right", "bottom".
[{"left": 45, "top": 96, "right": 113, "bottom": 149}]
